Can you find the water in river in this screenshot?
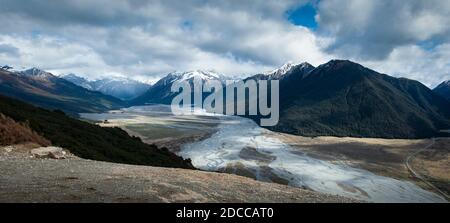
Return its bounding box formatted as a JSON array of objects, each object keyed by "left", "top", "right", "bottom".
[{"left": 82, "top": 105, "right": 446, "bottom": 203}]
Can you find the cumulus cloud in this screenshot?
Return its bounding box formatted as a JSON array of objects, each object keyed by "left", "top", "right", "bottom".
[
  {"left": 0, "top": 43, "right": 20, "bottom": 57},
  {"left": 0, "top": 0, "right": 330, "bottom": 80},
  {"left": 0, "top": 0, "right": 448, "bottom": 87},
  {"left": 0, "top": 35, "right": 112, "bottom": 76},
  {"left": 316, "top": 0, "right": 450, "bottom": 60},
  {"left": 363, "top": 44, "right": 450, "bottom": 87}
]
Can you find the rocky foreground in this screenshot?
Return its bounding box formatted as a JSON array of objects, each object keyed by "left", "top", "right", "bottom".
[{"left": 0, "top": 145, "right": 355, "bottom": 203}]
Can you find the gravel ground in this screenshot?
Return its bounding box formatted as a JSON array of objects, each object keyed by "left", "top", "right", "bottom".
[{"left": 0, "top": 146, "right": 356, "bottom": 203}]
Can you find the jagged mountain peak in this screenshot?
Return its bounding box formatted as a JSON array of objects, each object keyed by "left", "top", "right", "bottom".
[
  {"left": 20, "top": 67, "right": 53, "bottom": 77},
  {"left": 263, "top": 62, "right": 315, "bottom": 79},
  {"left": 173, "top": 70, "right": 226, "bottom": 81},
  {"left": 154, "top": 70, "right": 228, "bottom": 87},
  {"left": 441, "top": 80, "right": 450, "bottom": 86},
  {"left": 16, "top": 67, "right": 56, "bottom": 81},
  {"left": 61, "top": 73, "right": 93, "bottom": 90},
  {"left": 61, "top": 73, "right": 151, "bottom": 100},
  {"left": 61, "top": 73, "right": 90, "bottom": 82},
  {"left": 62, "top": 73, "right": 85, "bottom": 79}
]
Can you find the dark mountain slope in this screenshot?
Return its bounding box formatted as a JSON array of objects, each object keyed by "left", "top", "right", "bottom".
[
  {"left": 433, "top": 80, "right": 450, "bottom": 102},
  {"left": 251, "top": 60, "right": 450, "bottom": 139},
  {"left": 0, "top": 69, "right": 124, "bottom": 115},
  {"left": 131, "top": 73, "right": 180, "bottom": 105},
  {"left": 131, "top": 70, "right": 228, "bottom": 105},
  {"left": 247, "top": 62, "right": 315, "bottom": 81},
  {"left": 0, "top": 94, "right": 193, "bottom": 168}
]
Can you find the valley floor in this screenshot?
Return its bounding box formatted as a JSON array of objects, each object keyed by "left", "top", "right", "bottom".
[
  {"left": 276, "top": 134, "right": 450, "bottom": 198},
  {"left": 80, "top": 105, "right": 449, "bottom": 202},
  {"left": 0, "top": 144, "right": 354, "bottom": 203}
]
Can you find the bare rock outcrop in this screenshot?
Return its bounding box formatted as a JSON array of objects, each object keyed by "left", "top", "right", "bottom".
[{"left": 30, "top": 147, "right": 67, "bottom": 159}]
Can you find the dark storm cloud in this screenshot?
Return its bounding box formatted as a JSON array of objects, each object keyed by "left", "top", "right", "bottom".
[
  {"left": 0, "top": 0, "right": 145, "bottom": 27},
  {"left": 316, "top": 0, "right": 450, "bottom": 60},
  {"left": 0, "top": 0, "right": 324, "bottom": 78},
  {"left": 0, "top": 0, "right": 448, "bottom": 87}
]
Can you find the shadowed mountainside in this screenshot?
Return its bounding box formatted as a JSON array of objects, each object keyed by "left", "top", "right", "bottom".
[
  {"left": 0, "top": 94, "right": 193, "bottom": 168},
  {"left": 0, "top": 69, "right": 125, "bottom": 116},
  {"left": 433, "top": 80, "right": 450, "bottom": 102},
  {"left": 247, "top": 60, "right": 450, "bottom": 139}
]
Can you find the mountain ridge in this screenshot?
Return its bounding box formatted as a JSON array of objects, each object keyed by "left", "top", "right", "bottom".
[
  {"left": 248, "top": 60, "right": 450, "bottom": 139},
  {"left": 0, "top": 94, "right": 192, "bottom": 168},
  {"left": 131, "top": 70, "right": 229, "bottom": 105},
  {"left": 0, "top": 68, "right": 124, "bottom": 115},
  {"left": 433, "top": 80, "right": 450, "bottom": 102},
  {"left": 61, "top": 74, "right": 151, "bottom": 100}
]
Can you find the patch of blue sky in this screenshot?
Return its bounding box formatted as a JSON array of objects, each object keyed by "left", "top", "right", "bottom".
[
  {"left": 181, "top": 20, "right": 194, "bottom": 31},
  {"left": 417, "top": 39, "right": 439, "bottom": 52},
  {"left": 286, "top": 3, "right": 318, "bottom": 30}
]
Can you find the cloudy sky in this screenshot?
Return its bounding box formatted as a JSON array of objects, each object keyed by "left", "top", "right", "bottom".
[{"left": 0, "top": 0, "right": 449, "bottom": 87}]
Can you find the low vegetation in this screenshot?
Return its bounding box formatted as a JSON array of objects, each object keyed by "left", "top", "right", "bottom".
[
  {"left": 0, "top": 113, "right": 51, "bottom": 146},
  {"left": 0, "top": 94, "right": 193, "bottom": 169}
]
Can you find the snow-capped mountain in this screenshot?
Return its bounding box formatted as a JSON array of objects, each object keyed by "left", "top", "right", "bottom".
[
  {"left": 153, "top": 70, "right": 228, "bottom": 87},
  {"left": 177, "top": 70, "right": 228, "bottom": 82},
  {"left": 62, "top": 73, "right": 94, "bottom": 90},
  {"left": 90, "top": 77, "right": 151, "bottom": 100},
  {"left": 245, "top": 62, "right": 315, "bottom": 82},
  {"left": 263, "top": 62, "right": 315, "bottom": 80},
  {"left": 155, "top": 70, "right": 227, "bottom": 85},
  {"left": 61, "top": 74, "right": 151, "bottom": 100},
  {"left": 132, "top": 70, "right": 229, "bottom": 105},
  {"left": 0, "top": 67, "right": 124, "bottom": 115},
  {"left": 19, "top": 67, "right": 55, "bottom": 80}
]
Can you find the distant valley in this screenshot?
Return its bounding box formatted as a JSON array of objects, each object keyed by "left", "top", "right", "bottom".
[
  {"left": 127, "top": 60, "right": 450, "bottom": 139},
  {"left": 61, "top": 74, "right": 151, "bottom": 100},
  {"left": 2, "top": 61, "right": 450, "bottom": 139},
  {"left": 0, "top": 68, "right": 124, "bottom": 115}
]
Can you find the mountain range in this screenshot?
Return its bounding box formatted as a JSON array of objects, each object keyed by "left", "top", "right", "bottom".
[
  {"left": 129, "top": 60, "right": 450, "bottom": 138},
  {"left": 1, "top": 61, "right": 449, "bottom": 139},
  {"left": 246, "top": 60, "right": 450, "bottom": 138},
  {"left": 131, "top": 70, "right": 229, "bottom": 105},
  {"left": 61, "top": 74, "right": 151, "bottom": 100},
  {"left": 248, "top": 62, "right": 315, "bottom": 81},
  {"left": 0, "top": 68, "right": 124, "bottom": 115}
]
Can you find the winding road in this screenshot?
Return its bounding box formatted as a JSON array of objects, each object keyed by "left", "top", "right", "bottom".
[{"left": 405, "top": 138, "right": 449, "bottom": 200}]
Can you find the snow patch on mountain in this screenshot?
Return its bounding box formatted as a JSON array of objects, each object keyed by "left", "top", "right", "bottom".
[
  {"left": 263, "top": 62, "right": 314, "bottom": 79},
  {"left": 19, "top": 68, "right": 54, "bottom": 80},
  {"left": 61, "top": 73, "right": 93, "bottom": 90},
  {"left": 61, "top": 74, "right": 151, "bottom": 100},
  {"left": 154, "top": 70, "right": 229, "bottom": 87}
]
